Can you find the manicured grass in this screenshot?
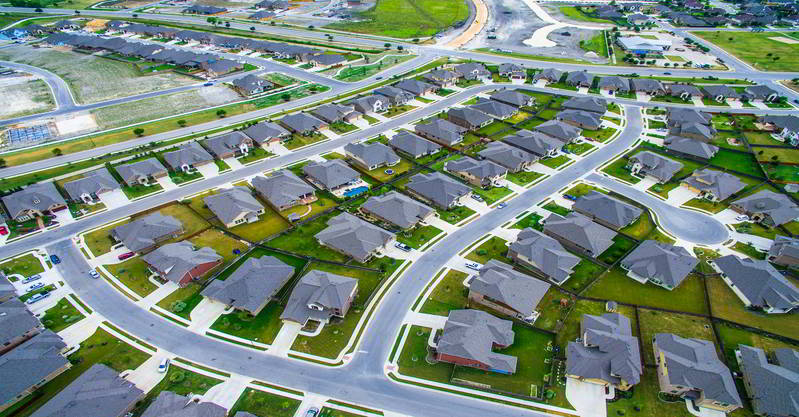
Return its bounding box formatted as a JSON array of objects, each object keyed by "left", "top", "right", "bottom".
[
  {"left": 715, "top": 322, "right": 799, "bottom": 372},
  {"left": 539, "top": 155, "right": 571, "bottom": 169},
  {"left": 602, "top": 158, "right": 641, "bottom": 184},
  {"left": 596, "top": 235, "right": 637, "bottom": 265},
  {"left": 19, "top": 284, "right": 55, "bottom": 303},
  {"left": 533, "top": 287, "right": 572, "bottom": 332},
  {"left": 562, "top": 259, "right": 605, "bottom": 293},
  {"left": 168, "top": 169, "right": 202, "bottom": 185},
  {"left": 131, "top": 366, "right": 222, "bottom": 416},
  {"left": 712, "top": 131, "right": 747, "bottom": 150},
  {"left": 284, "top": 132, "right": 327, "bottom": 150},
  {"left": 238, "top": 147, "right": 273, "bottom": 165},
  {"left": 396, "top": 225, "right": 443, "bottom": 249},
  {"left": 476, "top": 121, "right": 511, "bottom": 137},
  {"left": 397, "top": 325, "right": 452, "bottom": 383},
  {"left": 363, "top": 158, "right": 414, "bottom": 182},
  {"left": 189, "top": 229, "right": 249, "bottom": 263},
  {"left": 121, "top": 183, "right": 163, "bottom": 200},
  {"left": 159, "top": 203, "right": 211, "bottom": 237},
  {"left": 555, "top": 299, "right": 637, "bottom": 352},
  {"left": 683, "top": 197, "right": 730, "bottom": 214},
  {"left": 755, "top": 146, "right": 799, "bottom": 164},
  {"left": 763, "top": 163, "right": 799, "bottom": 182},
  {"left": 212, "top": 303, "right": 286, "bottom": 345},
  {"left": 563, "top": 142, "right": 595, "bottom": 155},
  {"left": 268, "top": 212, "right": 350, "bottom": 262},
  {"left": 326, "top": 0, "right": 469, "bottom": 38},
  {"left": 584, "top": 268, "right": 709, "bottom": 315},
  {"left": 105, "top": 258, "right": 158, "bottom": 298},
  {"left": 542, "top": 202, "right": 571, "bottom": 217},
  {"left": 280, "top": 196, "right": 337, "bottom": 220},
  {"left": 471, "top": 185, "right": 513, "bottom": 205},
  {"left": 506, "top": 170, "right": 544, "bottom": 186},
  {"left": 228, "top": 388, "right": 301, "bottom": 417},
  {"left": 512, "top": 212, "right": 544, "bottom": 231},
  {"left": 0, "top": 254, "right": 45, "bottom": 279},
  {"left": 83, "top": 220, "right": 129, "bottom": 256},
  {"left": 156, "top": 283, "right": 206, "bottom": 320},
  {"left": 694, "top": 31, "right": 799, "bottom": 72},
  {"left": 732, "top": 241, "right": 767, "bottom": 260},
  {"left": 648, "top": 180, "right": 678, "bottom": 199},
  {"left": 40, "top": 297, "right": 85, "bottom": 333},
  {"left": 579, "top": 32, "right": 609, "bottom": 58},
  {"left": 420, "top": 270, "right": 469, "bottom": 316},
  {"left": 560, "top": 6, "right": 616, "bottom": 23},
  {"left": 745, "top": 131, "right": 783, "bottom": 146},
  {"left": 619, "top": 211, "right": 655, "bottom": 240},
  {"left": 228, "top": 208, "right": 290, "bottom": 243},
  {"left": 436, "top": 205, "right": 476, "bottom": 225},
  {"left": 465, "top": 236, "right": 510, "bottom": 265},
  {"left": 607, "top": 371, "right": 688, "bottom": 417},
  {"left": 709, "top": 150, "right": 764, "bottom": 178},
  {"left": 637, "top": 309, "right": 716, "bottom": 365},
  {"left": 319, "top": 408, "right": 364, "bottom": 417},
  {"left": 582, "top": 127, "right": 617, "bottom": 143}
]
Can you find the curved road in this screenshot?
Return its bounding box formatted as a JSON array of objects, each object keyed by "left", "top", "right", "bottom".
[{"left": 0, "top": 60, "right": 76, "bottom": 109}]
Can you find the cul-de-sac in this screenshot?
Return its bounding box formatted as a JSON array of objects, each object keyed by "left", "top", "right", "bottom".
[{"left": 0, "top": 0, "right": 798, "bottom": 416}]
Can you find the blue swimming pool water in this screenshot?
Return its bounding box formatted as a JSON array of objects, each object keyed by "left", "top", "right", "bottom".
[{"left": 344, "top": 186, "right": 369, "bottom": 197}]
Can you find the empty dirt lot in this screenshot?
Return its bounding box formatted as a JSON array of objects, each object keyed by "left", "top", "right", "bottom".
[{"left": 0, "top": 77, "right": 56, "bottom": 119}]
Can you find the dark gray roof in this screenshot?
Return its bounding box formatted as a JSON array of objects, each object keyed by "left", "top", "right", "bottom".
[
  {"left": 761, "top": 115, "right": 799, "bottom": 133},
  {"left": 454, "top": 63, "right": 490, "bottom": 78},
  {"left": 477, "top": 142, "right": 537, "bottom": 171},
  {"left": 111, "top": 213, "right": 183, "bottom": 252},
  {"left": 557, "top": 110, "right": 602, "bottom": 130},
  {"left": 302, "top": 159, "right": 360, "bottom": 190},
  {"left": 311, "top": 103, "right": 358, "bottom": 124},
  {"left": 3, "top": 182, "right": 66, "bottom": 219},
  {"left": 665, "top": 136, "right": 719, "bottom": 160},
  {"left": 745, "top": 85, "right": 780, "bottom": 100},
  {"left": 534, "top": 68, "right": 564, "bottom": 82},
  {"left": 415, "top": 119, "right": 466, "bottom": 146},
  {"left": 437, "top": 309, "right": 517, "bottom": 373},
  {"left": 0, "top": 330, "right": 67, "bottom": 406},
  {"left": 62, "top": 168, "right": 120, "bottom": 201},
  {"left": 668, "top": 108, "right": 712, "bottom": 126},
  {"left": 768, "top": 235, "right": 799, "bottom": 263},
  {"left": 362, "top": 191, "right": 434, "bottom": 229},
  {"left": 629, "top": 78, "right": 664, "bottom": 93},
  {"left": 344, "top": 142, "right": 400, "bottom": 167},
  {"left": 714, "top": 255, "right": 799, "bottom": 311},
  {"left": 280, "top": 112, "right": 325, "bottom": 132},
  {"left": 567, "top": 313, "right": 642, "bottom": 386},
  {"left": 544, "top": 212, "right": 617, "bottom": 256},
  {"left": 671, "top": 122, "right": 716, "bottom": 141},
  {"left": 498, "top": 63, "right": 525, "bottom": 76},
  {"left": 629, "top": 151, "right": 683, "bottom": 183},
  {"left": 448, "top": 107, "right": 493, "bottom": 127},
  {"left": 388, "top": 131, "right": 441, "bottom": 157},
  {"left": 472, "top": 260, "right": 551, "bottom": 317},
  {"left": 566, "top": 71, "right": 595, "bottom": 87},
  {"left": 0, "top": 274, "right": 13, "bottom": 301},
  {"left": 30, "top": 364, "right": 143, "bottom": 417},
  {"left": 394, "top": 79, "right": 436, "bottom": 96},
  {"left": 202, "top": 255, "right": 294, "bottom": 314},
  {"left": 563, "top": 96, "right": 608, "bottom": 114},
  {"left": 503, "top": 129, "right": 562, "bottom": 157},
  {"left": 0, "top": 298, "right": 40, "bottom": 347},
  {"left": 534, "top": 120, "right": 581, "bottom": 142},
  {"left": 598, "top": 76, "right": 630, "bottom": 92},
  {"left": 315, "top": 213, "right": 394, "bottom": 262},
  {"left": 738, "top": 345, "right": 799, "bottom": 417},
  {"left": 163, "top": 142, "right": 214, "bottom": 169},
  {"left": 573, "top": 191, "right": 642, "bottom": 229},
  {"left": 732, "top": 190, "right": 799, "bottom": 226},
  {"left": 115, "top": 158, "right": 167, "bottom": 183},
  {"left": 242, "top": 121, "right": 290, "bottom": 145},
  {"left": 142, "top": 242, "right": 222, "bottom": 284},
  {"left": 252, "top": 170, "right": 315, "bottom": 209},
  {"left": 621, "top": 240, "right": 698, "bottom": 288},
  {"left": 232, "top": 74, "right": 273, "bottom": 93},
  {"left": 702, "top": 85, "right": 739, "bottom": 99},
  {"left": 510, "top": 228, "right": 579, "bottom": 284},
  {"left": 280, "top": 270, "right": 358, "bottom": 324},
  {"left": 655, "top": 333, "right": 741, "bottom": 406},
  {"left": 349, "top": 95, "right": 387, "bottom": 114},
  {"left": 141, "top": 391, "right": 226, "bottom": 417},
  {"left": 445, "top": 157, "right": 507, "bottom": 182},
  {"left": 406, "top": 172, "right": 471, "bottom": 209},
  {"left": 375, "top": 86, "right": 415, "bottom": 102},
  {"left": 203, "top": 131, "right": 252, "bottom": 158},
  {"left": 682, "top": 169, "right": 746, "bottom": 201},
  {"left": 470, "top": 99, "right": 517, "bottom": 119},
  {"left": 667, "top": 83, "right": 703, "bottom": 97},
  {"left": 490, "top": 90, "right": 532, "bottom": 107},
  {"left": 309, "top": 54, "right": 347, "bottom": 66},
  {"left": 203, "top": 186, "right": 264, "bottom": 225}
]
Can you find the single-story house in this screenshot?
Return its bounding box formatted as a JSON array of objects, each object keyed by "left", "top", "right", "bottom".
[
  {"left": 361, "top": 191, "right": 434, "bottom": 230},
  {"left": 2, "top": 182, "right": 67, "bottom": 222},
  {"left": 508, "top": 227, "right": 580, "bottom": 284},
  {"left": 203, "top": 131, "right": 255, "bottom": 159},
  {"left": 315, "top": 212, "right": 395, "bottom": 263},
  {"left": 477, "top": 141, "right": 537, "bottom": 173},
  {"left": 252, "top": 170, "right": 316, "bottom": 212},
  {"left": 62, "top": 168, "right": 119, "bottom": 204},
  {"left": 711, "top": 255, "right": 799, "bottom": 314},
  {"left": 231, "top": 74, "right": 274, "bottom": 96},
  {"left": 682, "top": 169, "right": 746, "bottom": 202},
  {"left": 115, "top": 158, "right": 168, "bottom": 187},
  {"left": 435, "top": 309, "right": 517, "bottom": 374},
  {"left": 302, "top": 159, "right": 361, "bottom": 193},
  {"left": 503, "top": 129, "right": 561, "bottom": 158},
  {"left": 405, "top": 172, "right": 471, "bottom": 209},
  {"left": 388, "top": 131, "right": 441, "bottom": 159},
  {"left": 470, "top": 260, "right": 551, "bottom": 322},
  {"left": 415, "top": 119, "right": 467, "bottom": 147},
  {"left": 203, "top": 186, "right": 265, "bottom": 228},
  {"left": 111, "top": 213, "right": 183, "bottom": 253},
  {"left": 572, "top": 191, "right": 643, "bottom": 230},
  {"left": 280, "top": 270, "right": 358, "bottom": 325},
  {"left": 447, "top": 107, "right": 493, "bottom": 131},
  {"left": 730, "top": 190, "right": 799, "bottom": 228},
  {"left": 201, "top": 255, "right": 294, "bottom": 315},
  {"left": 737, "top": 345, "right": 799, "bottom": 417},
  {"left": 279, "top": 112, "right": 327, "bottom": 135},
  {"left": 242, "top": 121, "right": 291, "bottom": 146},
  {"left": 142, "top": 241, "right": 222, "bottom": 287},
  {"left": 620, "top": 240, "right": 698, "bottom": 290},
  {"left": 627, "top": 151, "right": 683, "bottom": 183},
  {"left": 544, "top": 212, "right": 617, "bottom": 258},
  {"left": 444, "top": 157, "right": 508, "bottom": 188},
  {"left": 162, "top": 141, "right": 214, "bottom": 173},
  {"left": 344, "top": 142, "right": 400, "bottom": 171}
]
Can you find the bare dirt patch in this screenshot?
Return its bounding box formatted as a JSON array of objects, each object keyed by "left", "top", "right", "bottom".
[
  {"left": 0, "top": 78, "right": 55, "bottom": 119},
  {"left": 769, "top": 36, "right": 799, "bottom": 44}
]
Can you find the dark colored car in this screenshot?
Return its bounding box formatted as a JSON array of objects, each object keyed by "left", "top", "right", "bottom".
[{"left": 50, "top": 255, "right": 60, "bottom": 264}]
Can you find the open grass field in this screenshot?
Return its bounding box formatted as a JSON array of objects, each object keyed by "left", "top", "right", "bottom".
[
  {"left": 637, "top": 309, "right": 716, "bottom": 365},
  {"left": 694, "top": 31, "right": 799, "bottom": 72},
  {"left": 334, "top": 54, "right": 416, "bottom": 82},
  {"left": 227, "top": 207, "right": 290, "bottom": 243},
  {"left": 228, "top": 388, "right": 301, "bottom": 417},
  {"left": 189, "top": 229, "right": 248, "bottom": 263},
  {"left": 579, "top": 32, "right": 609, "bottom": 58},
  {"left": 0, "top": 253, "right": 45, "bottom": 279},
  {"left": 0, "top": 46, "right": 196, "bottom": 104},
  {"left": 0, "top": 79, "right": 55, "bottom": 119},
  {"left": 558, "top": 6, "right": 616, "bottom": 24},
  {"left": 583, "top": 269, "right": 709, "bottom": 314},
  {"left": 326, "top": 0, "right": 469, "bottom": 38}
]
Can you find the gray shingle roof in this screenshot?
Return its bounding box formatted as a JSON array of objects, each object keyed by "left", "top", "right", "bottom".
[
  {"left": 731, "top": 190, "right": 799, "bottom": 226},
  {"left": 437, "top": 309, "right": 517, "bottom": 374},
  {"left": 415, "top": 119, "right": 466, "bottom": 146},
  {"left": 394, "top": 79, "right": 436, "bottom": 96},
  {"left": 454, "top": 63, "right": 490, "bottom": 79},
  {"left": 573, "top": 191, "right": 642, "bottom": 229},
  {"left": 163, "top": 142, "right": 214, "bottom": 170},
  {"left": 598, "top": 76, "right": 630, "bottom": 92},
  {"left": 563, "top": 97, "right": 607, "bottom": 114},
  {"left": 629, "top": 78, "right": 664, "bottom": 93},
  {"left": 477, "top": 141, "right": 537, "bottom": 172},
  {"left": 142, "top": 241, "right": 222, "bottom": 284},
  {"left": 668, "top": 108, "right": 712, "bottom": 126},
  {"left": 534, "top": 120, "right": 581, "bottom": 142},
  {"left": 761, "top": 115, "right": 799, "bottom": 134},
  {"left": 30, "top": 364, "right": 143, "bottom": 417},
  {"left": 203, "top": 131, "right": 252, "bottom": 158},
  {"left": 242, "top": 121, "right": 290, "bottom": 145},
  {"left": 738, "top": 345, "right": 799, "bottom": 417},
  {"left": 621, "top": 240, "right": 698, "bottom": 288},
  {"left": 745, "top": 85, "right": 780, "bottom": 100},
  {"left": 544, "top": 212, "right": 617, "bottom": 256},
  {"left": 141, "top": 391, "right": 226, "bottom": 417},
  {"left": 62, "top": 168, "right": 120, "bottom": 201},
  {"left": 768, "top": 235, "right": 799, "bottom": 264},
  {"left": 388, "top": 131, "right": 441, "bottom": 157},
  {"left": 406, "top": 172, "right": 471, "bottom": 209},
  {"left": 280, "top": 112, "right": 325, "bottom": 133},
  {"left": 361, "top": 191, "right": 433, "bottom": 229},
  {"left": 445, "top": 157, "right": 507, "bottom": 182},
  {"left": 202, "top": 255, "right": 294, "bottom": 313},
  {"left": 702, "top": 85, "right": 739, "bottom": 99},
  {"left": 111, "top": 213, "right": 183, "bottom": 252},
  {"left": 714, "top": 255, "right": 799, "bottom": 312},
  {"left": 534, "top": 68, "right": 564, "bottom": 82},
  {"left": 311, "top": 103, "right": 358, "bottom": 124},
  {"left": 472, "top": 260, "right": 551, "bottom": 317},
  {"left": 2, "top": 182, "right": 66, "bottom": 219},
  {"left": 374, "top": 86, "right": 415, "bottom": 103},
  {"left": 510, "top": 228, "right": 579, "bottom": 284},
  {"left": 629, "top": 151, "right": 683, "bottom": 183},
  {"left": 232, "top": 74, "right": 273, "bottom": 93},
  {"left": 302, "top": 159, "right": 360, "bottom": 190},
  {"left": 498, "top": 63, "right": 525, "bottom": 77},
  {"left": 671, "top": 122, "right": 716, "bottom": 141},
  {"left": 566, "top": 71, "right": 595, "bottom": 87},
  {"left": 667, "top": 83, "right": 703, "bottom": 97},
  {"left": 315, "top": 213, "right": 394, "bottom": 262},
  {"left": 665, "top": 136, "right": 719, "bottom": 160},
  {"left": 203, "top": 186, "right": 264, "bottom": 225},
  {"left": 655, "top": 333, "right": 741, "bottom": 406},
  {"left": 490, "top": 90, "right": 532, "bottom": 107},
  {"left": 0, "top": 274, "right": 13, "bottom": 301},
  {"left": 0, "top": 298, "right": 40, "bottom": 346},
  {"left": 470, "top": 99, "right": 517, "bottom": 119},
  {"left": 503, "top": 129, "right": 562, "bottom": 157},
  {"left": 280, "top": 270, "right": 358, "bottom": 324},
  {"left": 448, "top": 107, "right": 493, "bottom": 127},
  {"left": 252, "top": 170, "right": 315, "bottom": 209},
  {"left": 556, "top": 110, "right": 602, "bottom": 130},
  {"left": 567, "top": 313, "right": 642, "bottom": 386},
  {"left": 682, "top": 169, "right": 746, "bottom": 201},
  {"left": 0, "top": 330, "right": 67, "bottom": 406},
  {"left": 344, "top": 142, "right": 400, "bottom": 168},
  {"left": 115, "top": 158, "right": 167, "bottom": 184}
]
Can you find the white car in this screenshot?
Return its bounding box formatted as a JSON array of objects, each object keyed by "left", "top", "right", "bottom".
[
  {"left": 26, "top": 291, "right": 50, "bottom": 305},
  {"left": 21, "top": 274, "right": 42, "bottom": 284},
  {"left": 394, "top": 242, "right": 412, "bottom": 252},
  {"left": 465, "top": 262, "right": 481, "bottom": 271},
  {"left": 89, "top": 270, "right": 100, "bottom": 279},
  {"left": 27, "top": 282, "right": 45, "bottom": 292},
  {"left": 735, "top": 215, "right": 750, "bottom": 222},
  {"left": 158, "top": 358, "right": 170, "bottom": 373}
]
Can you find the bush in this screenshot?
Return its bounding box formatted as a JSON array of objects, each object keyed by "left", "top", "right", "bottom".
[
  {"left": 171, "top": 301, "right": 187, "bottom": 313},
  {"left": 169, "top": 371, "right": 186, "bottom": 383}
]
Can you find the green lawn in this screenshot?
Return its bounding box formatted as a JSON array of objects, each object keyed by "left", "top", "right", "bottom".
[
  {"left": 584, "top": 268, "right": 709, "bottom": 315},
  {"left": 512, "top": 212, "right": 544, "bottom": 231},
  {"left": 464, "top": 236, "right": 510, "bottom": 265},
  {"left": 104, "top": 258, "right": 158, "bottom": 298},
  {"left": 506, "top": 170, "right": 544, "bottom": 186},
  {"left": 563, "top": 259, "right": 606, "bottom": 293},
  {"left": 619, "top": 211, "right": 655, "bottom": 240},
  {"left": 121, "top": 182, "right": 163, "bottom": 200},
  {"left": 754, "top": 146, "right": 799, "bottom": 164},
  {"left": 709, "top": 150, "right": 763, "bottom": 178},
  {"left": 327, "top": 0, "right": 469, "bottom": 38},
  {"left": 602, "top": 158, "right": 641, "bottom": 184},
  {"left": 539, "top": 155, "right": 571, "bottom": 169},
  {"left": 228, "top": 388, "right": 301, "bottom": 417},
  {"left": 555, "top": 299, "right": 637, "bottom": 352},
  {"left": 280, "top": 196, "right": 337, "bottom": 220},
  {"left": 560, "top": 6, "right": 616, "bottom": 23},
  {"left": 637, "top": 309, "right": 716, "bottom": 366},
  {"left": 694, "top": 31, "right": 799, "bottom": 72},
  {"left": 396, "top": 225, "right": 443, "bottom": 249},
  {"left": 397, "top": 325, "right": 452, "bottom": 383},
  {"left": 159, "top": 203, "right": 211, "bottom": 237},
  {"left": 189, "top": 229, "right": 248, "bottom": 263},
  {"left": 227, "top": 208, "right": 290, "bottom": 243},
  {"left": 268, "top": 212, "right": 350, "bottom": 262},
  {"left": 238, "top": 147, "right": 273, "bottom": 165},
  {"left": 83, "top": 220, "right": 129, "bottom": 257},
  {"left": 707, "top": 275, "right": 798, "bottom": 339},
  {"left": 563, "top": 142, "right": 595, "bottom": 155},
  {"left": 607, "top": 371, "right": 689, "bottom": 417},
  {"left": 0, "top": 253, "right": 45, "bottom": 279},
  {"left": 362, "top": 158, "right": 414, "bottom": 182},
  {"left": 579, "top": 32, "right": 609, "bottom": 57},
  {"left": 532, "top": 287, "right": 571, "bottom": 332},
  {"left": 582, "top": 127, "right": 617, "bottom": 143},
  {"left": 472, "top": 185, "right": 512, "bottom": 205},
  {"left": 130, "top": 366, "right": 222, "bottom": 416},
  {"left": 745, "top": 131, "right": 782, "bottom": 146},
  {"left": 420, "top": 269, "right": 469, "bottom": 316},
  {"left": 542, "top": 202, "right": 571, "bottom": 217},
  {"left": 156, "top": 283, "right": 206, "bottom": 320},
  {"left": 596, "top": 235, "right": 637, "bottom": 265},
  {"left": 436, "top": 205, "right": 476, "bottom": 225},
  {"left": 40, "top": 297, "right": 85, "bottom": 333}
]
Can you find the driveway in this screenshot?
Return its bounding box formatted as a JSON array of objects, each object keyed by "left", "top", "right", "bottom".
[
  {"left": 98, "top": 189, "right": 129, "bottom": 209},
  {"left": 196, "top": 163, "right": 220, "bottom": 179},
  {"left": 565, "top": 378, "right": 607, "bottom": 417},
  {"left": 155, "top": 176, "right": 177, "bottom": 191}
]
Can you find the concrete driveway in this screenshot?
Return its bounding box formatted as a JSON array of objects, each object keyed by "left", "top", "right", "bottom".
[
  {"left": 196, "top": 163, "right": 220, "bottom": 179},
  {"left": 566, "top": 378, "right": 607, "bottom": 417},
  {"left": 98, "top": 189, "right": 129, "bottom": 209}
]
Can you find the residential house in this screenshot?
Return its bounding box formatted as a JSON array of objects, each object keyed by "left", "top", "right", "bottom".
[
  {"left": 0, "top": 299, "right": 41, "bottom": 354},
  {"left": 737, "top": 345, "right": 799, "bottom": 417},
  {"left": 242, "top": 121, "right": 290, "bottom": 146},
  {"left": 470, "top": 99, "right": 518, "bottom": 120},
  {"left": 477, "top": 142, "right": 537, "bottom": 173},
  {"left": 231, "top": 74, "right": 273, "bottom": 96},
  {"left": 204, "top": 131, "right": 254, "bottom": 159},
  {"left": 627, "top": 13, "right": 651, "bottom": 25},
  {"left": 711, "top": 255, "right": 799, "bottom": 313},
  {"left": 503, "top": 129, "right": 561, "bottom": 158},
  {"left": 2, "top": 182, "right": 67, "bottom": 222},
  {"left": 535, "top": 120, "right": 581, "bottom": 143},
  {"left": 454, "top": 63, "right": 490, "bottom": 81},
  {"left": 0, "top": 330, "right": 69, "bottom": 413},
  {"left": 565, "top": 71, "right": 595, "bottom": 88},
  {"left": 249, "top": 10, "right": 276, "bottom": 20},
  {"left": 533, "top": 68, "right": 564, "bottom": 84},
  {"left": 394, "top": 79, "right": 438, "bottom": 96},
  {"left": 498, "top": 63, "right": 526, "bottom": 80},
  {"left": 302, "top": 159, "right": 361, "bottom": 193},
  {"left": 572, "top": 191, "right": 642, "bottom": 230},
  {"left": 682, "top": 169, "right": 746, "bottom": 202},
  {"left": 621, "top": 240, "right": 698, "bottom": 290},
  {"left": 405, "top": 172, "right": 471, "bottom": 209},
  {"left": 280, "top": 270, "right": 358, "bottom": 325},
  {"left": 744, "top": 85, "right": 780, "bottom": 102},
  {"left": 256, "top": 0, "right": 289, "bottom": 9},
  {"left": 469, "top": 260, "right": 551, "bottom": 323},
  {"left": 203, "top": 186, "right": 265, "bottom": 228},
  {"left": 768, "top": 236, "right": 799, "bottom": 267},
  {"left": 315, "top": 213, "right": 395, "bottom": 262},
  {"left": 543, "top": 212, "right": 617, "bottom": 258},
  {"left": 629, "top": 78, "right": 665, "bottom": 95},
  {"left": 115, "top": 158, "right": 168, "bottom": 187},
  {"left": 444, "top": 157, "right": 507, "bottom": 188},
  {"left": 563, "top": 96, "right": 608, "bottom": 114},
  {"left": 110, "top": 213, "right": 183, "bottom": 253},
  {"left": 62, "top": 168, "right": 119, "bottom": 204},
  {"left": 415, "top": 119, "right": 467, "bottom": 147},
  {"left": 29, "top": 364, "right": 144, "bottom": 417},
  {"left": 556, "top": 110, "right": 602, "bottom": 130},
  {"left": 759, "top": 115, "right": 799, "bottom": 145},
  {"left": 201, "top": 255, "right": 294, "bottom": 315},
  {"left": 423, "top": 69, "right": 460, "bottom": 87},
  {"left": 349, "top": 95, "right": 389, "bottom": 114},
  {"left": 667, "top": 111, "right": 716, "bottom": 141},
  {"left": 344, "top": 142, "right": 400, "bottom": 171},
  {"left": 627, "top": 151, "right": 683, "bottom": 183},
  {"left": 435, "top": 309, "right": 517, "bottom": 374},
  {"left": 667, "top": 84, "right": 703, "bottom": 100},
  {"left": 310, "top": 104, "right": 361, "bottom": 124},
  {"left": 664, "top": 136, "right": 719, "bottom": 160},
  {"left": 617, "top": 36, "right": 672, "bottom": 54},
  {"left": 671, "top": 13, "right": 708, "bottom": 26},
  {"left": 730, "top": 190, "right": 799, "bottom": 228},
  {"left": 388, "top": 131, "right": 441, "bottom": 159},
  {"left": 306, "top": 53, "right": 347, "bottom": 68},
  {"left": 597, "top": 5, "right": 623, "bottom": 19},
  {"left": 252, "top": 170, "right": 316, "bottom": 212},
  {"left": 598, "top": 76, "right": 630, "bottom": 94},
  {"left": 183, "top": 5, "right": 227, "bottom": 14},
  {"left": 361, "top": 191, "right": 434, "bottom": 230},
  {"left": 490, "top": 90, "right": 533, "bottom": 107},
  {"left": 162, "top": 141, "right": 214, "bottom": 173},
  {"left": 141, "top": 391, "right": 226, "bottom": 417},
  {"left": 142, "top": 241, "right": 223, "bottom": 287},
  {"left": 702, "top": 85, "right": 739, "bottom": 102},
  {"left": 375, "top": 86, "right": 415, "bottom": 106},
  {"left": 508, "top": 228, "right": 580, "bottom": 284},
  {"left": 447, "top": 107, "right": 493, "bottom": 131},
  {"left": 279, "top": 112, "right": 327, "bottom": 135},
  {"left": 202, "top": 59, "right": 243, "bottom": 78}
]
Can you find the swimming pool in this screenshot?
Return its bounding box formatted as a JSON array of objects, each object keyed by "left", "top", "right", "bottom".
[{"left": 343, "top": 186, "right": 369, "bottom": 197}]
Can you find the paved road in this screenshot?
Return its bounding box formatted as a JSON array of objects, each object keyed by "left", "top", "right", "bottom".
[
  {"left": 586, "top": 173, "right": 729, "bottom": 244},
  {"left": 0, "top": 60, "right": 76, "bottom": 110}
]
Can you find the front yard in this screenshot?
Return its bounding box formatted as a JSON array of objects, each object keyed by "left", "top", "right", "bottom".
[
  {"left": 105, "top": 258, "right": 158, "bottom": 298},
  {"left": 396, "top": 225, "right": 443, "bottom": 249},
  {"left": 465, "top": 236, "right": 511, "bottom": 265},
  {"left": 0, "top": 253, "right": 45, "bottom": 279}
]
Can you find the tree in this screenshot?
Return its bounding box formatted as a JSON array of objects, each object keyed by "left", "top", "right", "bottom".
[
  {"left": 384, "top": 42, "right": 391, "bottom": 49},
  {"left": 0, "top": 158, "right": 6, "bottom": 168},
  {"left": 133, "top": 128, "right": 144, "bottom": 136},
  {"left": 413, "top": 38, "right": 419, "bottom": 43},
  {"left": 281, "top": 93, "right": 291, "bottom": 102},
  {"left": 397, "top": 45, "right": 403, "bottom": 51},
  {"left": 132, "top": 13, "right": 138, "bottom": 17},
  {"left": 216, "top": 109, "right": 227, "bottom": 118},
  {"left": 35, "top": 7, "right": 42, "bottom": 12},
  {"left": 250, "top": 26, "right": 256, "bottom": 31},
  {"left": 74, "top": 10, "right": 80, "bottom": 14},
  {"left": 308, "top": 25, "right": 314, "bottom": 29},
  {"left": 177, "top": 119, "right": 187, "bottom": 127},
  {"left": 207, "top": 17, "right": 217, "bottom": 25},
  {"left": 52, "top": 148, "right": 62, "bottom": 156}
]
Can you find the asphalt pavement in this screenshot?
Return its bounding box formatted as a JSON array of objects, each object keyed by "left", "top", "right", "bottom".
[{"left": 0, "top": 60, "right": 76, "bottom": 109}]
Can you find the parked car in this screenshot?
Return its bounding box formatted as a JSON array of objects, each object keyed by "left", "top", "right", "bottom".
[
  {"left": 27, "top": 282, "right": 45, "bottom": 292},
  {"left": 497, "top": 202, "right": 507, "bottom": 209},
  {"left": 305, "top": 408, "right": 319, "bottom": 417},
  {"left": 735, "top": 215, "right": 750, "bottom": 222},
  {"left": 158, "top": 358, "right": 170, "bottom": 373},
  {"left": 22, "top": 274, "right": 42, "bottom": 284},
  {"left": 0, "top": 225, "right": 8, "bottom": 235},
  {"left": 563, "top": 194, "right": 578, "bottom": 201},
  {"left": 118, "top": 251, "right": 135, "bottom": 261},
  {"left": 203, "top": 81, "right": 214, "bottom": 86},
  {"left": 26, "top": 291, "right": 50, "bottom": 305},
  {"left": 470, "top": 194, "right": 484, "bottom": 202},
  {"left": 49, "top": 255, "right": 60, "bottom": 264},
  {"left": 89, "top": 271, "right": 100, "bottom": 279},
  {"left": 663, "top": 72, "right": 672, "bottom": 75},
  {"left": 394, "top": 242, "right": 412, "bottom": 252},
  {"left": 465, "top": 261, "right": 481, "bottom": 271}
]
